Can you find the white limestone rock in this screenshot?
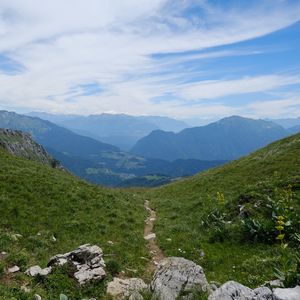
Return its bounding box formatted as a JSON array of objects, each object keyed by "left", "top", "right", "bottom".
[{"left": 151, "top": 257, "right": 209, "bottom": 300}]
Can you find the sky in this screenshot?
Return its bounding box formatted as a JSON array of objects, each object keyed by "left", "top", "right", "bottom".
[{"left": 0, "top": 0, "right": 300, "bottom": 122}]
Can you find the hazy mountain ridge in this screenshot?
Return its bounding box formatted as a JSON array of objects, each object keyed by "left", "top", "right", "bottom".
[
  {"left": 132, "top": 116, "right": 292, "bottom": 161},
  {"left": 1, "top": 110, "right": 223, "bottom": 187},
  {"left": 27, "top": 112, "right": 188, "bottom": 150}
]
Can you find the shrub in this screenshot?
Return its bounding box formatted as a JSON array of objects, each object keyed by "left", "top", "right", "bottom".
[{"left": 106, "top": 260, "right": 121, "bottom": 276}]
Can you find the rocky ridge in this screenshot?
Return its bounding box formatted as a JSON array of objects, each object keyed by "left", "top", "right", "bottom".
[{"left": 0, "top": 128, "right": 59, "bottom": 167}]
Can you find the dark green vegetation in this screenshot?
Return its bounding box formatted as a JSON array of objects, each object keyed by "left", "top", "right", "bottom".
[
  {"left": 28, "top": 112, "right": 188, "bottom": 151},
  {"left": 132, "top": 116, "right": 293, "bottom": 161},
  {"left": 147, "top": 132, "right": 300, "bottom": 287},
  {"left": 0, "top": 147, "right": 149, "bottom": 299},
  {"left": 0, "top": 110, "right": 224, "bottom": 187}
]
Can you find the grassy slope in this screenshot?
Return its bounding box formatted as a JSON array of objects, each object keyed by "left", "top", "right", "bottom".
[
  {"left": 147, "top": 133, "right": 300, "bottom": 287},
  {"left": 0, "top": 148, "right": 148, "bottom": 299}
]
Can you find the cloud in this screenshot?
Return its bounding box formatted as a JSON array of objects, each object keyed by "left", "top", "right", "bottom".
[
  {"left": 0, "top": 0, "right": 300, "bottom": 118},
  {"left": 179, "top": 75, "right": 300, "bottom": 101}
]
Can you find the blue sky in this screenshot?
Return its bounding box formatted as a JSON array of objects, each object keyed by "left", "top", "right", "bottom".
[{"left": 0, "top": 0, "right": 299, "bottom": 122}]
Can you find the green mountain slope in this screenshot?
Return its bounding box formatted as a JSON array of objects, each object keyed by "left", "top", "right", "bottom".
[
  {"left": 0, "top": 147, "right": 148, "bottom": 299},
  {"left": 132, "top": 116, "right": 289, "bottom": 161},
  {"left": 147, "top": 132, "right": 300, "bottom": 287}
]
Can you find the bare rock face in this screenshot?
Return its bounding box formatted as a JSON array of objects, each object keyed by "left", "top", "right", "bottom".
[
  {"left": 150, "top": 257, "right": 209, "bottom": 300},
  {"left": 47, "top": 244, "right": 106, "bottom": 285},
  {"left": 208, "top": 281, "right": 273, "bottom": 300},
  {"left": 0, "top": 128, "right": 59, "bottom": 168},
  {"left": 107, "top": 277, "right": 148, "bottom": 299},
  {"left": 273, "top": 286, "right": 300, "bottom": 300}
]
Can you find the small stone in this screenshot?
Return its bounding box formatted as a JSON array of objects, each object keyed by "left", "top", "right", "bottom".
[
  {"left": 107, "top": 240, "right": 114, "bottom": 245},
  {"left": 37, "top": 232, "right": 42, "bottom": 236},
  {"left": 107, "top": 277, "right": 148, "bottom": 299},
  {"left": 21, "top": 286, "right": 31, "bottom": 293},
  {"left": 265, "top": 279, "right": 284, "bottom": 288},
  {"left": 8, "top": 266, "right": 20, "bottom": 273},
  {"left": 11, "top": 234, "right": 23, "bottom": 241},
  {"left": 1, "top": 251, "right": 7, "bottom": 255},
  {"left": 144, "top": 233, "right": 156, "bottom": 240},
  {"left": 51, "top": 235, "right": 56, "bottom": 242},
  {"left": 149, "top": 218, "right": 156, "bottom": 221},
  {"left": 25, "top": 265, "right": 52, "bottom": 277},
  {"left": 33, "top": 294, "right": 42, "bottom": 300},
  {"left": 166, "top": 238, "right": 172, "bottom": 242}
]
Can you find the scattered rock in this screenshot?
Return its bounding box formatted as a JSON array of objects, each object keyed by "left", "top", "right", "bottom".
[
  {"left": 108, "top": 241, "right": 114, "bottom": 245},
  {"left": 8, "top": 266, "right": 20, "bottom": 273},
  {"left": 273, "top": 286, "right": 300, "bottom": 300},
  {"left": 33, "top": 294, "right": 42, "bottom": 300},
  {"left": 166, "top": 238, "right": 172, "bottom": 242},
  {"left": 25, "top": 265, "right": 52, "bottom": 277},
  {"left": 1, "top": 251, "right": 7, "bottom": 256},
  {"left": 151, "top": 257, "right": 209, "bottom": 300},
  {"left": 51, "top": 235, "right": 57, "bottom": 242},
  {"left": 144, "top": 233, "right": 156, "bottom": 241},
  {"left": 107, "top": 277, "right": 148, "bottom": 299},
  {"left": 48, "top": 244, "right": 106, "bottom": 285},
  {"left": 11, "top": 233, "right": 23, "bottom": 241},
  {"left": 265, "top": 279, "right": 284, "bottom": 288},
  {"left": 208, "top": 281, "right": 273, "bottom": 300},
  {"left": 21, "top": 285, "right": 31, "bottom": 293}
]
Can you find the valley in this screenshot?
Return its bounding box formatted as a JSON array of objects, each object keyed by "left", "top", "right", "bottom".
[{"left": 0, "top": 128, "right": 299, "bottom": 299}]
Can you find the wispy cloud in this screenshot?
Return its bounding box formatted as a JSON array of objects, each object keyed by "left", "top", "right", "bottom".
[{"left": 0, "top": 0, "right": 300, "bottom": 118}]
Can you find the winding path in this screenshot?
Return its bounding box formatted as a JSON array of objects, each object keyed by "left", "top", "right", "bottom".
[{"left": 144, "top": 200, "right": 165, "bottom": 275}]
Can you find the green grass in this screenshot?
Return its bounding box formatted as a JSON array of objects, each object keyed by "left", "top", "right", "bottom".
[
  {"left": 147, "top": 133, "right": 300, "bottom": 287},
  {"left": 1, "top": 133, "right": 300, "bottom": 299},
  {"left": 0, "top": 148, "right": 148, "bottom": 299}
]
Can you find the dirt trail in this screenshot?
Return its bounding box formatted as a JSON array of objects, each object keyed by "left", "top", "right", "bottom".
[{"left": 144, "top": 200, "right": 165, "bottom": 275}]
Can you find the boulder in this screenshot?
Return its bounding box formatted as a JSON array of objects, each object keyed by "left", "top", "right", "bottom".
[
  {"left": 273, "top": 286, "right": 300, "bottom": 300},
  {"left": 48, "top": 244, "right": 106, "bottom": 285},
  {"left": 208, "top": 281, "right": 273, "bottom": 300},
  {"left": 107, "top": 277, "right": 148, "bottom": 299},
  {"left": 151, "top": 257, "right": 209, "bottom": 300}
]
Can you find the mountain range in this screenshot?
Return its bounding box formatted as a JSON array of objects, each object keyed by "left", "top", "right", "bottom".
[
  {"left": 132, "top": 116, "right": 294, "bottom": 161},
  {"left": 27, "top": 112, "right": 188, "bottom": 150},
  {"left": 0, "top": 110, "right": 224, "bottom": 186}
]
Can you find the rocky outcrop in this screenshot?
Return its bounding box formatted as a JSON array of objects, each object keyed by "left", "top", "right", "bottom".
[
  {"left": 107, "top": 277, "right": 148, "bottom": 299},
  {"left": 26, "top": 244, "right": 106, "bottom": 285},
  {"left": 151, "top": 257, "right": 209, "bottom": 300},
  {"left": 0, "top": 128, "right": 59, "bottom": 168}
]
